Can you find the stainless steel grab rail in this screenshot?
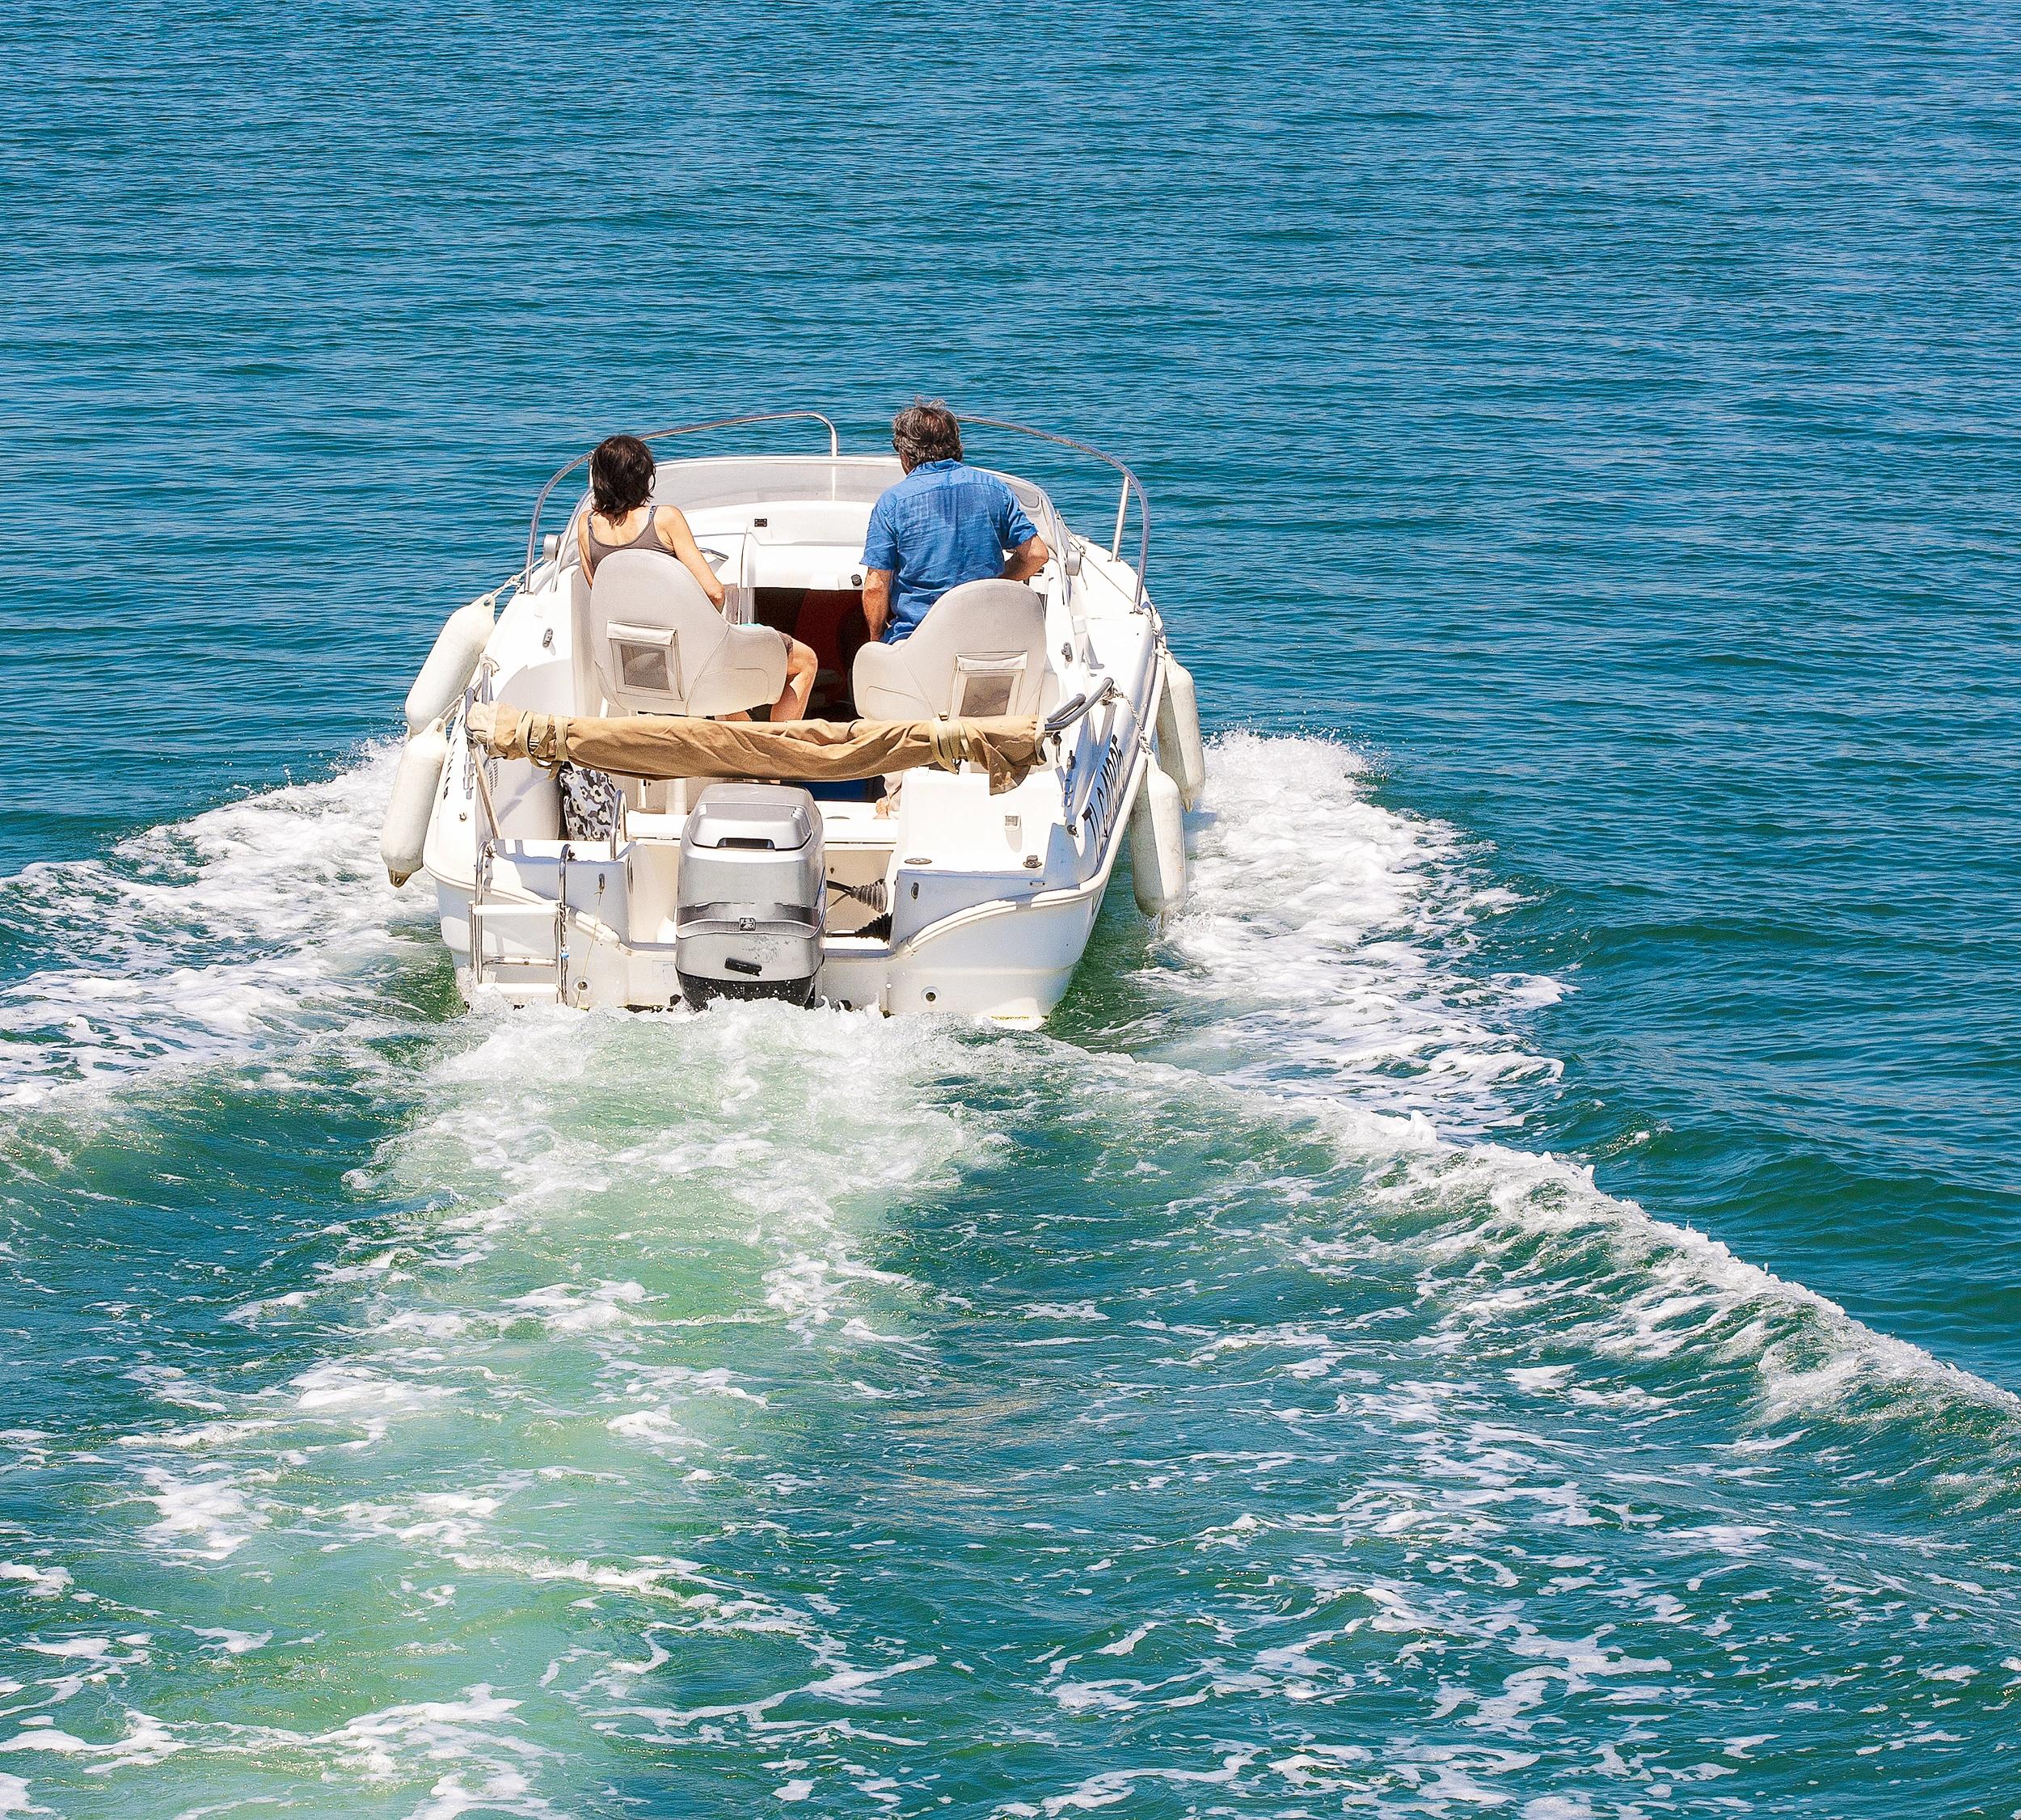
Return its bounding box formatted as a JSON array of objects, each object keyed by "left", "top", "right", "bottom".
[
  {"left": 953, "top": 414, "right": 1152, "bottom": 607},
  {"left": 520, "top": 408, "right": 1150, "bottom": 609},
  {"left": 1044, "top": 678, "right": 1119, "bottom": 738},
  {"left": 522, "top": 411, "right": 843, "bottom": 579},
  {"left": 1064, "top": 690, "right": 1125, "bottom": 837}
]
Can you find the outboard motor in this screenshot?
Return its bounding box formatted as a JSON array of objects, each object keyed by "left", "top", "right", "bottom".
[{"left": 674, "top": 783, "right": 825, "bottom": 1009}]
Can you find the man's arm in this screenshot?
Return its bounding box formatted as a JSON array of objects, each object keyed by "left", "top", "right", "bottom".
[
  {"left": 861, "top": 492, "right": 899, "bottom": 639},
  {"left": 994, "top": 481, "right": 1047, "bottom": 584},
  {"left": 1002, "top": 534, "right": 1048, "bottom": 582},
  {"left": 862, "top": 568, "right": 893, "bottom": 640}
]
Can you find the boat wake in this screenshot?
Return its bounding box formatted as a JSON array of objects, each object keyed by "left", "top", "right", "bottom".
[
  {"left": 1151, "top": 733, "right": 2021, "bottom": 1444},
  {"left": 1139, "top": 730, "right": 1565, "bottom": 1137},
  {"left": 2, "top": 733, "right": 2016, "bottom": 1817},
  {"left": 0, "top": 745, "right": 419, "bottom": 1111}
]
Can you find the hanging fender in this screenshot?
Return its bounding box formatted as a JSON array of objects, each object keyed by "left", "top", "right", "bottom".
[
  {"left": 380, "top": 719, "right": 449, "bottom": 888},
  {"left": 1155, "top": 650, "right": 1205, "bottom": 809},
  {"left": 1129, "top": 762, "right": 1188, "bottom": 918},
  {"left": 404, "top": 595, "right": 497, "bottom": 735}
]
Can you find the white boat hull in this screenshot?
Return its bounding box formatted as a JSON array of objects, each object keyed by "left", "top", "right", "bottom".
[
  {"left": 395, "top": 428, "right": 1193, "bottom": 1024},
  {"left": 437, "top": 842, "right": 1115, "bottom": 1026}
]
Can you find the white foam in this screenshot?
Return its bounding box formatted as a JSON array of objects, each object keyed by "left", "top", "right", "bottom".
[
  {"left": 407, "top": 1767, "right": 557, "bottom": 1820},
  {"left": 292, "top": 1364, "right": 458, "bottom": 1425},
  {"left": 1095, "top": 1624, "right": 1157, "bottom": 1657},
  {"left": 311, "top": 1687, "right": 542, "bottom": 1781},
  {"left": 328, "top": 1485, "right": 520, "bottom": 1552},
  {"left": 1150, "top": 733, "right": 1561, "bottom": 1134},
  {"left": 1350, "top": 1135, "right": 2021, "bottom": 1431},
  {"left": 504, "top": 1281, "right": 648, "bottom": 1333},
  {"left": 361, "top": 999, "right": 968, "bottom": 1380},
  {"left": 16, "top": 1687, "right": 566, "bottom": 1814},
  {"left": 605, "top": 1409, "right": 705, "bottom": 1451},
  {"left": 0, "top": 1567, "right": 70, "bottom": 1600},
  {"left": 187, "top": 1628, "right": 269, "bottom": 1657},
  {"left": 135, "top": 1468, "right": 259, "bottom": 1564},
  {"left": 0, "top": 1709, "right": 182, "bottom": 1771},
  {"left": 1019, "top": 1749, "right": 1261, "bottom": 1815},
  {"left": 618, "top": 1365, "right": 768, "bottom": 1408},
  {"left": 0, "top": 746, "right": 411, "bottom": 1106}
]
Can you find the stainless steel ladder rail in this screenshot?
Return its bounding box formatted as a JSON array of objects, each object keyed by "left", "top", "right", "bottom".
[
  {"left": 463, "top": 663, "right": 574, "bottom": 1004},
  {"left": 1063, "top": 684, "right": 1129, "bottom": 838}
]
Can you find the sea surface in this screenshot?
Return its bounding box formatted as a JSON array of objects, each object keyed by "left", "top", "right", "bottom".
[{"left": 2, "top": 2, "right": 2019, "bottom": 1814}]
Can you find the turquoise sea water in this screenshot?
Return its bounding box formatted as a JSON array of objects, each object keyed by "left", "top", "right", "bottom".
[{"left": 4, "top": 2, "right": 2019, "bottom": 1814}]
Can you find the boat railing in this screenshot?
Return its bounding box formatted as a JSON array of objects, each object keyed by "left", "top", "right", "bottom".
[
  {"left": 521, "top": 409, "right": 1151, "bottom": 608},
  {"left": 955, "top": 415, "right": 1151, "bottom": 608},
  {"left": 522, "top": 411, "right": 844, "bottom": 579},
  {"left": 1043, "top": 678, "right": 1120, "bottom": 739},
  {"left": 1063, "top": 686, "right": 1128, "bottom": 838}
]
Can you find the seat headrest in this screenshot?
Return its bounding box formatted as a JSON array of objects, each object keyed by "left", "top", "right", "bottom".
[
  {"left": 590, "top": 548, "right": 718, "bottom": 622},
  {"left": 911, "top": 578, "right": 1047, "bottom": 640}
]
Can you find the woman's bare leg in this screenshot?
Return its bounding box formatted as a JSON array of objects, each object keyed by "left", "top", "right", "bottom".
[{"left": 771, "top": 637, "right": 817, "bottom": 722}]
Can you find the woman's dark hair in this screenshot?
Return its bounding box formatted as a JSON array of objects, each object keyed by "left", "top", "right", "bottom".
[
  {"left": 589, "top": 433, "right": 656, "bottom": 518},
  {"left": 891, "top": 401, "right": 963, "bottom": 469}
]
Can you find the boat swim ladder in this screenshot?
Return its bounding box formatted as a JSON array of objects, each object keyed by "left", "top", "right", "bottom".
[{"left": 463, "top": 657, "right": 580, "bottom": 1007}]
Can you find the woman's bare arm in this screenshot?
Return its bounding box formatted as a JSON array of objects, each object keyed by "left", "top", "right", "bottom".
[{"left": 656, "top": 506, "right": 726, "bottom": 609}]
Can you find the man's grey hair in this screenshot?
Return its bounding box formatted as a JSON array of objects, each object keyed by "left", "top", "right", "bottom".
[{"left": 892, "top": 400, "right": 963, "bottom": 469}]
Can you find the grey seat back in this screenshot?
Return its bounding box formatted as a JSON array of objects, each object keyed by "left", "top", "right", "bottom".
[
  {"left": 850, "top": 580, "right": 1054, "bottom": 723},
  {"left": 575, "top": 550, "right": 787, "bottom": 720}
]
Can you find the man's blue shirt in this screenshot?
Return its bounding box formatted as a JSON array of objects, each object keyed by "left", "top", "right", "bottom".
[{"left": 862, "top": 460, "right": 1039, "bottom": 642}]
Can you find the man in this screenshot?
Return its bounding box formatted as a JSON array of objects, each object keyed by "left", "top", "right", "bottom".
[{"left": 861, "top": 402, "right": 1051, "bottom": 643}]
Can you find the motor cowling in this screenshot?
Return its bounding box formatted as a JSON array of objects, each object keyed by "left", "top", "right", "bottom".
[{"left": 674, "top": 784, "right": 825, "bottom": 1009}]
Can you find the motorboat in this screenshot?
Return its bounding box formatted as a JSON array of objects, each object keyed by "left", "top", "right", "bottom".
[{"left": 379, "top": 412, "right": 1205, "bottom": 1026}]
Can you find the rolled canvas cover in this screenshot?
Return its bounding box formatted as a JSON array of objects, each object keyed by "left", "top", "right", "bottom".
[{"left": 467, "top": 704, "right": 1044, "bottom": 795}]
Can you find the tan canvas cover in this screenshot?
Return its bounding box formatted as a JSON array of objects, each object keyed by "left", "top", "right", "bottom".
[{"left": 466, "top": 703, "right": 1045, "bottom": 795}]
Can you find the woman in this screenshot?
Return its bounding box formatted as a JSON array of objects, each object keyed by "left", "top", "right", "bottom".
[{"left": 577, "top": 433, "right": 816, "bottom": 721}]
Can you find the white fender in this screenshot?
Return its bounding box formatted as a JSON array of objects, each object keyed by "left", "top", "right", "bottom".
[
  {"left": 404, "top": 596, "right": 496, "bottom": 735},
  {"left": 1129, "top": 762, "right": 1188, "bottom": 918},
  {"left": 1155, "top": 651, "right": 1206, "bottom": 809},
  {"left": 380, "top": 720, "right": 449, "bottom": 888}
]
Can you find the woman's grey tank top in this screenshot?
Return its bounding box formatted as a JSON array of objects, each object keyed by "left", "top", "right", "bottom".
[{"left": 584, "top": 506, "right": 667, "bottom": 574}]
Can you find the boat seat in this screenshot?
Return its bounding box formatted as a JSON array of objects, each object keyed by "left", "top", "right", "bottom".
[
  {"left": 575, "top": 551, "right": 787, "bottom": 720},
  {"left": 850, "top": 580, "right": 1054, "bottom": 723}
]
